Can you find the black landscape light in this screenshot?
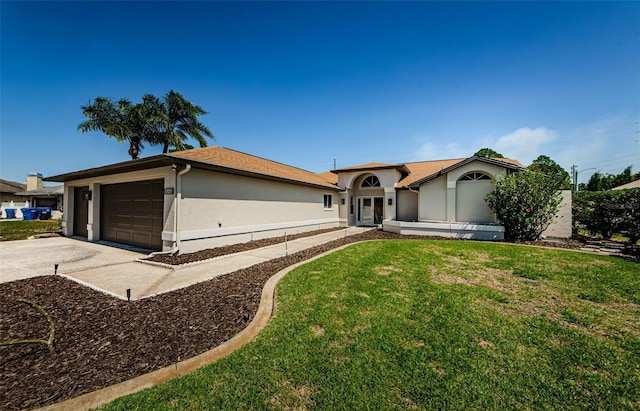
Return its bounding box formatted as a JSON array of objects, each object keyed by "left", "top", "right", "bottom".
[
  {"left": 54, "top": 264, "right": 59, "bottom": 275},
  {"left": 126, "top": 288, "right": 131, "bottom": 302},
  {"left": 242, "top": 313, "right": 250, "bottom": 323}
]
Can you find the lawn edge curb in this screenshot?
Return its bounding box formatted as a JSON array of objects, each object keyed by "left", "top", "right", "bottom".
[{"left": 32, "top": 242, "right": 360, "bottom": 411}]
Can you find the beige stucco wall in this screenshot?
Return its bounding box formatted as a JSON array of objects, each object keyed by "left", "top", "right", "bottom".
[
  {"left": 542, "top": 190, "right": 572, "bottom": 238},
  {"left": 176, "top": 169, "right": 340, "bottom": 251},
  {"left": 418, "top": 161, "right": 508, "bottom": 223},
  {"left": 396, "top": 189, "right": 418, "bottom": 221},
  {"left": 456, "top": 180, "right": 495, "bottom": 223},
  {"left": 59, "top": 165, "right": 342, "bottom": 252},
  {"left": 418, "top": 175, "right": 447, "bottom": 221}
]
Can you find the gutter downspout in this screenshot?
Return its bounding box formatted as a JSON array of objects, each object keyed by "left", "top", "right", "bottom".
[
  {"left": 175, "top": 164, "right": 192, "bottom": 250},
  {"left": 148, "top": 164, "right": 191, "bottom": 257}
]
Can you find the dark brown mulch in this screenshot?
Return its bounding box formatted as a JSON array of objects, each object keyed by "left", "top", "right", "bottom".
[
  {"left": 0, "top": 231, "right": 621, "bottom": 410},
  {"left": 0, "top": 230, "right": 399, "bottom": 410},
  {"left": 146, "top": 227, "right": 343, "bottom": 265}
]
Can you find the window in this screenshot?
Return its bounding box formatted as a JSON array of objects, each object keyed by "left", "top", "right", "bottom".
[
  {"left": 324, "top": 194, "right": 332, "bottom": 209},
  {"left": 361, "top": 175, "right": 381, "bottom": 188},
  {"left": 460, "top": 172, "right": 492, "bottom": 181},
  {"left": 349, "top": 196, "right": 354, "bottom": 214}
]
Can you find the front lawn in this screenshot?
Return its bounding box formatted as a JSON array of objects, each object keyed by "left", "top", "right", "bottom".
[
  {"left": 103, "top": 240, "right": 639, "bottom": 410},
  {"left": 0, "top": 220, "right": 61, "bottom": 241}
]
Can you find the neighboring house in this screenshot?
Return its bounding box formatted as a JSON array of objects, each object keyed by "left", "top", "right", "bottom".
[
  {"left": 0, "top": 178, "right": 27, "bottom": 204},
  {"left": 1, "top": 174, "right": 64, "bottom": 219},
  {"left": 1, "top": 178, "right": 27, "bottom": 218},
  {"left": 611, "top": 180, "right": 640, "bottom": 190},
  {"left": 46, "top": 146, "right": 565, "bottom": 253},
  {"left": 14, "top": 173, "right": 64, "bottom": 211}
]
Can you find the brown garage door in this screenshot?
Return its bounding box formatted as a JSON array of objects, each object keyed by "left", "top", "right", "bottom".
[{"left": 101, "top": 179, "right": 164, "bottom": 250}]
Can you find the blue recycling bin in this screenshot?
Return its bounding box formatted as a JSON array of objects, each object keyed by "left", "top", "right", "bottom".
[
  {"left": 5, "top": 208, "right": 16, "bottom": 219},
  {"left": 21, "top": 208, "right": 37, "bottom": 220}
]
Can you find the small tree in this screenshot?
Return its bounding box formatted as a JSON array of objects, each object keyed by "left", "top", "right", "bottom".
[
  {"left": 474, "top": 148, "right": 504, "bottom": 158},
  {"left": 527, "top": 155, "right": 571, "bottom": 189},
  {"left": 486, "top": 170, "right": 561, "bottom": 241},
  {"left": 573, "top": 188, "right": 640, "bottom": 243}
]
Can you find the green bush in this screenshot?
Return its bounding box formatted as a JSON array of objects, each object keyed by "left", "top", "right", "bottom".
[
  {"left": 485, "top": 170, "right": 561, "bottom": 241},
  {"left": 574, "top": 189, "right": 640, "bottom": 243}
]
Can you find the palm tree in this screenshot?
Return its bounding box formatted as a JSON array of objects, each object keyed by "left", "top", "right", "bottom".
[
  {"left": 78, "top": 97, "right": 145, "bottom": 159},
  {"left": 145, "top": 90, "right": 214, "bottom": 153},
  {"left": 78, "top": 91, "right": 213, "bottom": 159}
]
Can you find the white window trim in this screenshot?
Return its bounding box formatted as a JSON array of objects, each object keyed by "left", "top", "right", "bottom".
[
  {"left": 323, "top": 194, "right": 333, "bottom": 210},
  {"left": 361, "top": 175, "right": 381, "bottom": 188}
]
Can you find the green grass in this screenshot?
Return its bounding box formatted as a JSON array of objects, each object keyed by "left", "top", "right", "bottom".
[
  {"left": 0, "top": 220, "right": 61, "bottom": 241},
  {"left": 101, "top": 240, "right": 640, "bottom": 410}
]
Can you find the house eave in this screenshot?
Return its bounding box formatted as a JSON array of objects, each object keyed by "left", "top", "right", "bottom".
[
  {"left": 408, "top": 156, "right": 523, "bottom": 188},
  {"left": 46, "top": 154, "right": 342, "bottom": 191},
  {"left": 331, "top": 164, "right": 411, "bottom": 175}
]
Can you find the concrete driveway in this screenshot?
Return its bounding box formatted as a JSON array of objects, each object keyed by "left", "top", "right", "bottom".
[{"left": 0, "top": 237, "right": 147, "bottom": 284}]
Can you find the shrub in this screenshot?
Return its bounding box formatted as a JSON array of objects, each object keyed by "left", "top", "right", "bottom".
[
  {"left": 485, "top": 171, "right": 561, "bottom": 241},
  {"left": 574, "top": 189, "right": 640, "bottom": 243}
]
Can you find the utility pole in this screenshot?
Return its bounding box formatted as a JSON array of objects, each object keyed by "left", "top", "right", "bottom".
[
  {"left": 571, "top": 165, "right": 578, "bottom": 193},
  {"left": 333, "top": 157, "right": 337, "bottom": 170}
]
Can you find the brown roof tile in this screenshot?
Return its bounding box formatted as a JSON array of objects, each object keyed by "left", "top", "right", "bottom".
[
  {"left": 169, "top": 146, "right": 339, "bottom": 189},
  {"left": 317, "top": 171, "right": 338, "bottom": 185},
  {"left": 611, "top": 180, "right": 640, "bottom": 190},
  {"left": 325, "top": 157, "right": 523, "bottom": 188},
  {"left": 400, "top": 157, "right": 523, "bottom": 187}
]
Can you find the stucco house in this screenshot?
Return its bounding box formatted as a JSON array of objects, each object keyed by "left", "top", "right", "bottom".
[
  {"left": 46, "top": 146, "right": 558, "bottom": 253},
  {"left": 1, "top": 174, "right": 64, "bottom": 219},
  {"left": 0, "top": 178, "right": 27, "bottom": 204},
  {"left": 14, "top": 173, "right": 64, "bottom": 214}
]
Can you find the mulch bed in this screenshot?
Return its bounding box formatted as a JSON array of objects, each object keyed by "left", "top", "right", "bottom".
[
  {"left": 145, "top": 227, "right": 343, "bottom": 265},
  {"left": 0, "top": 231, "right": 633, "bottom": 410}
]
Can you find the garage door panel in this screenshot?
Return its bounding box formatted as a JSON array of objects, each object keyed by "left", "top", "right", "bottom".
[{"left": 101, "top": 179, "right": 163, "bottom": 250}]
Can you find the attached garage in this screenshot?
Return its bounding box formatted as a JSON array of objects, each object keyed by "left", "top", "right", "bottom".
[{"left": 100, "top": 179, "right": 164, "bottom": 250}]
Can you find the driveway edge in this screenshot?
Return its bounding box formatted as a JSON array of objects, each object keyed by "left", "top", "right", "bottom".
[{"left": 33, "top": 243, "right": 356, "bottom": 411}]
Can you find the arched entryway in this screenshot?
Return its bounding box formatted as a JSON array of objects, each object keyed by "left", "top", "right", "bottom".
[{"left": 353, "top": 174, "right": 384, "bottom": 226}]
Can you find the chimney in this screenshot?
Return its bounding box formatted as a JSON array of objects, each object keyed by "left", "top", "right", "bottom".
[{"left": 27, "top": 173, "right": 43, "bottom": 191}]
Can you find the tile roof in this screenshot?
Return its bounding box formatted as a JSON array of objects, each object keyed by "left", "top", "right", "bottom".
[
  {"left": 399, "top": 158, "right": 466, "bottom": 187},
  {"left": 325, "top": 157, "right": 524, "bottom": 188},
  {"left": 168, "top": 146, "right": 339, "bottom": 189},
  {"left": 0, "top": 179, "right": 27, "bottom": 194},
  {"left": 317, "top": 171, "right": 338, "bottom": 185},
  {"left": 15, "top": 186, "right": 64, "bottom": 196},
  {"left": 611, "top": 180, "right": 640, "bottom": 190},
  {"left": 405, "top": 157, "right": 523, "bottom": 187}
]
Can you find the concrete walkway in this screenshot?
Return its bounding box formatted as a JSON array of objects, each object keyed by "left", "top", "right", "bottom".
[
  {"left": 64, "top": 227, "right": 371, "bottom": 300},
  {"left": 0, "top": 237, "right": 146, "bottom": 283}
]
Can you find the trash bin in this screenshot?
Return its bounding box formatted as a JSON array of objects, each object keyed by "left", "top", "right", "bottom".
[
  {"left": 21, "top": 208, "right": 36, "bottom": 220},
  {"left": 38, "top": 207, "right": 52, "bottom": 220},
  {"left": 5, "top": 208, "right": 16, "bottom": 219}
]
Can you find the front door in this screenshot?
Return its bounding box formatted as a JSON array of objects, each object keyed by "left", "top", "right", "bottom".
[
  {"left": 357, "top": 196, "right": 384, "bottom": 226},
  {"left": 73, "top": 186, "right": 89, "bottom": 237}
]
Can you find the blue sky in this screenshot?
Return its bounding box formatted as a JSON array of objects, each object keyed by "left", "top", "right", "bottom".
[{"left": 1, "top": 1, "right": 639, "bottom": 185}]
